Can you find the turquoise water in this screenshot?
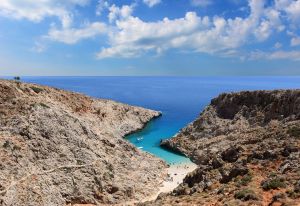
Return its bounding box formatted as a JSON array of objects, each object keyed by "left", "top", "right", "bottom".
[
  {"left": 14, "top": 76, "right": 300, "bottom": 163},
  {"left": 126, "top": 117, "right": 190, "bottom": 163}
]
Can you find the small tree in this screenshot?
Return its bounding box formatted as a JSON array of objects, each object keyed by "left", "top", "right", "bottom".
[{"left": 14, "top": 76, "right": 21, "bottom": 81}]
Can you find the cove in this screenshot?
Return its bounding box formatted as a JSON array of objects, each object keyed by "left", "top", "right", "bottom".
[
  {"left": 17, "top": 76, "right": 300, "bottom": 164},
  {"left": 126, "top": 116, "right": 191, "bottom": 164}
]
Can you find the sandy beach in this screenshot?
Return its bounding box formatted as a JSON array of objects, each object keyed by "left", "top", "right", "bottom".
[
  {"left": 145, "top": 161, "right": 197, "bottom": 202},
  {"left": 159, "top": 162, "right": 198, "bottom": 193}
]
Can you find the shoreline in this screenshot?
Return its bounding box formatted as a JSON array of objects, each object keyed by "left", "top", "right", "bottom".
[
  {"left": 144, "top": 161, "right": 197, "bottom": 202},
  {"left": 159, "top": 162, "right": 197, "bottom": 194}
]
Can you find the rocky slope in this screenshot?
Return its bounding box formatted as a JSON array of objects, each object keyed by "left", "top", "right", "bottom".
[
  {"left": 0, "top": 80, "right": 167, "bottom": 206},
  {"left": 148, "top": 90, "right": 300, "bottom": 205}
]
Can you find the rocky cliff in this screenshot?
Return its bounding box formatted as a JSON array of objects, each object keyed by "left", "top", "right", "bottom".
[
  {"left": 150, "top": 90, "right": 300, "bottom": 205},
  {"left": 0, "top": 80, "right": 167, "bottom": 205}
]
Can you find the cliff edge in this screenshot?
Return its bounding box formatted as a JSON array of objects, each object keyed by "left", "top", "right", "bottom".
[
  {"left": 153, "top": 90, "right": 300, "bottom": 205},
  {"left": 0, "top": 80, "right": 166, "bottom": 205}
]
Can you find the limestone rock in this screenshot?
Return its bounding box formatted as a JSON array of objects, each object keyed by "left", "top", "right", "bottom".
[
  {"left": 155, "top": 90, "right": 300, "bottom": 205},
  {"left": 0, "top": 80, "right": 167, "bottom": 206}
]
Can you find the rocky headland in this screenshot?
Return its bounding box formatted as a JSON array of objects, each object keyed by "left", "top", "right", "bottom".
[
  {"left": 0, "top": 80, "right": 167, "bottom": 205},
  {"left": 148, "top": 90, "right": 300, "bottom": 205}
]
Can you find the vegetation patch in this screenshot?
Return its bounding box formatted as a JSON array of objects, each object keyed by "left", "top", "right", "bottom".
[
  {"left": 39, "top": 103, "right": 50, "bottom": 108},
  {"left": 13, "top": 144, "right": 21, "bottom": 151},
  {"left": 239, "top": 174, "right": 253, "bottom": 186},
  {"left": 30, "top": 103, "right": 50, "bottom": 109},
  {"left": 3, "top": 140, "right": 10, "bottom": 148},
  {"left": 2, "top": 141, "right": 21, "bottom": 151},
  {"left": 287, "top": 190, "right": 300, "bottom": 199},
  {"left": 287, "top": 181, "right": 300, "bottom": 199},
  {"left": 30, "top": 86, "right": 44, "bottom": 94},
  {"left": 261, "top": 177, "right": 286, "bottom": 190},
  {"left": 287, "top": 126, "right": 300, "bottom": 138},
  {"left": 234, "top": 189, "right": 258, "bottom": 201},
  {"left": 269, "top": 172, "right": 277, "bottom": 178}
]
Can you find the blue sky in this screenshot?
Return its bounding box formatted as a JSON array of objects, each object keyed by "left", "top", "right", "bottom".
[{"left": 0, "top": 0, "right": 300, "bottom": 76}]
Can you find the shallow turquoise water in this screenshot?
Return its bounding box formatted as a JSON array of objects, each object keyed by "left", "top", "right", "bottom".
[
  {"left": 14, "top": 76, "right": 300, "bottom": 164},
  {"left": 126, "top": 118, "right": 190, "bottom": 163}
]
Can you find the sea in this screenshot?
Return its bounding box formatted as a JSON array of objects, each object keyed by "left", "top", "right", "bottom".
[{"left": 12, "top": 76, "right": 300, "bottom": 164}]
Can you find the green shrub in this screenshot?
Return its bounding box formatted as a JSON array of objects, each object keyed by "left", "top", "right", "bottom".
[
  {"left": 234, "top": 189, "right": 258, "bottom": 201},
  {"left": 39, "top": 103, "right": 50, "bottom": 108},
  {"left": 30, "top": 103, "right": 50, "bottom": 109},
  {"left": 3, "top": 140, "right": 10, "bottom": 148},
  {"left": 287, "top": 126, "right": 300, "bottom": 138},
  {"left": 13, "top": 145, "right": 21, "bottom": 151},
  {"left": 30, "top": 86, "right": 44, "bottom": 93},
  {"left": 287, "top": 190, "right": 300, "bottom": 199},
  {"left": 240, "top": 174, "right": 253, "bottom": 186},
  {"left": 261, "top": 178, "right": 286, "bottom": 190},
  {"left": 269, "top": 172, "right": 277, "bottom": 178}
]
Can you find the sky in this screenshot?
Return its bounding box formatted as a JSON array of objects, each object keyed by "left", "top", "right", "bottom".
[{"left": 0, "top": 0, "right": 300, "bottom": 76}]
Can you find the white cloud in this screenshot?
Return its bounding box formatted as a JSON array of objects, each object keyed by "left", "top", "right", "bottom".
[
  {"left": 287, "top": 31, "right": 300, "bottom": 47},
  {"left": 264, "top": 8, "right": 285, "bottom": 31},
  {"left": 0, "top": 0, "right": 90, "bottom": 28},
  {"left": 274, "top": 42, "right": 282, "bottom": 49},
  {"left": 31, "top": 41, "right": 47, "bottom": 53},
  {"left": 96, "top": 0, "right": 300, "bottom": 60},
  {"left": 291, "top": 37, "right": 300, "bottom": 47},
  {"left": 96, "top": 0, "right": 109, "bottom": 16},
  {"left": 191, "top": 0, "right": 212, "bottom": 7},
  {"left": 143, "top": 0, "right": 161, "bottom": 7},
  {"left": 275, "top": 0, "right": 300, "bottom": 26},
  {"left": 47, "top": 22, "right": 107, "bottom": 44},
  {"left": 254, "top": 20, "right": 272, "bottom": 41},
  {"left": 270, "top": 50, "right": 300, "bottom": 60},
  {"left": 253, "top": 6, "right": 284, "bottom": 42},
  {"left": 250, "top": 50, "right": 300, "bottom": 61},
  {"left": 275, "top": 0, "right": 291, "bottom": 8},
  {"left": 2, "top": 0, "right": 299, "bottom": 61},
  {"left": 97, "top": 0, "right": 269, "bottom": 58},
  {"left": 108, "top": 4, "right": 134, "bottom": 23},
  {"left": 285, "top": 0, "right": 300, "bottom": 23},
  {"left": 97, "top": 12, "right": 211, "bottom": 58}
]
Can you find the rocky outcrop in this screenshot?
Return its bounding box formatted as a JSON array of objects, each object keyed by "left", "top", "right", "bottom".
[
  {"left": 0, "top": 80, "right": 167, "bottom": 206},
  {"left": 152, "top": 90, "right": 300, "bottom": 205}
]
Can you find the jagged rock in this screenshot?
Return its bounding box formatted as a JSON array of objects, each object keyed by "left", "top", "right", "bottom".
[
  {"left": 281, "top": 145, "right": 299, "bottom": 157},
  {"left": 268, "top": 193, "right": 287, "bottom": 205},
  {"left": 152, "top": 90, "right": 300, "bottom": 205},
  {"left": 279, "top": 161, "right": 292, "bottom": 174},
  {"left": 211, "top": 157, "right": 223, "bottom": 169},
  {"left": 295, "top": 181, "right": 300, "bottom": 193},
  {"left": 219, "top": 164, "right": 248, "bottom": 184},
  {"left": 221, "top": 147, "right": 240, "bottom": 163},
  {"left": 161, "top": 90, "right": 300, "bottom": 161},
  {"left": 249, "top": 150, "right": 278, "bottom": 161},
  {"left": 183, "top": 168, "right": 204, "bottom": 187}
]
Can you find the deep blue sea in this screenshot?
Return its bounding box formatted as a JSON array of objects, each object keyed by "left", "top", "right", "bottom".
[{"left": 12, "top": 76, "right": 300, "bottom": 164}]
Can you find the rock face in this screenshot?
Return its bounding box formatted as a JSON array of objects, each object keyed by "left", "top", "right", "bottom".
[
  {"left": 0, "top": 80, "right": 167, "bottom": 205},
  {"left": 152, "top": 90, "right": 300, "bottom": 205}
]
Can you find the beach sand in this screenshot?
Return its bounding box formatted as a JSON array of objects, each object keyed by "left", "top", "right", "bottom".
[
  {"left": 159, "top": 162, "right": 198, "bottom": 193},
  {"left": 88, "top": 162, "right": 198, "bottom": 205},
  {"left": 145, "top": 162, "right": 198, "bottom": 202}
]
